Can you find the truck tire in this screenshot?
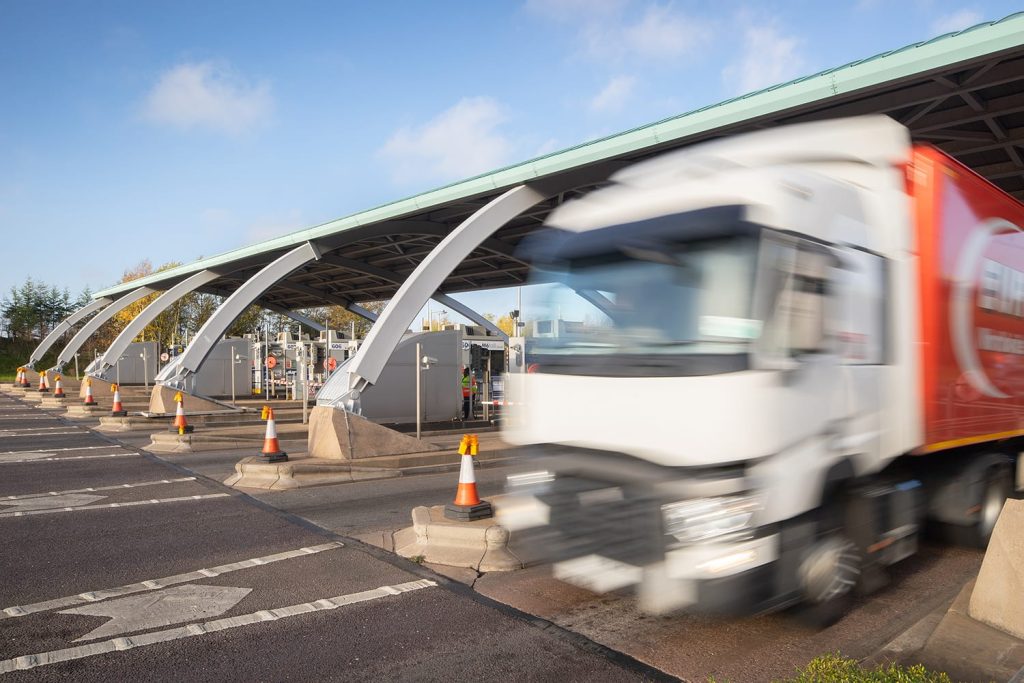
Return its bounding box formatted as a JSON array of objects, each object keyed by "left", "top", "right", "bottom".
[
  {"left": 795, "top": 534, "right": 861, "bottom": 628},
  {"left": 970, "top": 464, "right": 1011, "bottom": 549}
]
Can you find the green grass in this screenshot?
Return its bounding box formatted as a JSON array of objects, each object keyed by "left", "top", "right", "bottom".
[
  {"left": 0, "top": 338, "right": 59, "bottom": 381},
  {"left": 783, "top": 654, "right": 951, "bottom": 682},
  {"left": 707, "top": 655, "right": 952, "bottom": 683}
]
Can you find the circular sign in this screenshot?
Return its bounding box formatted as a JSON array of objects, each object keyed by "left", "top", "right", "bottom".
[
  {"left": 265, "top": 356, "right": 277, "bottom": 369},
  {"left": 160, "top": 352, "right": 170, "bottom": 362},
  {"left": 327, "top": 357, "right": 337, "bottom": 371}
]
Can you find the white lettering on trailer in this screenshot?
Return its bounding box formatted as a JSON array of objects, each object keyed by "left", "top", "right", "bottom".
[{"left": 979, "top": 258, "right": 1024, "bottom": 317}]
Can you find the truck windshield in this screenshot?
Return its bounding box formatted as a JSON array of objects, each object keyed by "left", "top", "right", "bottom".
[{"left": 529, "top": 235, "right": 760, "bottom": 374}]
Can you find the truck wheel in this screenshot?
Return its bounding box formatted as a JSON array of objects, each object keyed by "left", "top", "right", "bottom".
[
  {"left": 971, "top": 465, "right": 1011, "bottom": 549},
  {"left": 796, "top": 535, "right": 861, "bottom": 628}
]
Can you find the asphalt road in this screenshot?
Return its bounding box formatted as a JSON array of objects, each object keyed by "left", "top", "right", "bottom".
[
  {"left": 0, "top": 392, "right": 661, "bottom": 681},
  {"left": 2, "top": 390, "right": 990, "bottom": 682}
]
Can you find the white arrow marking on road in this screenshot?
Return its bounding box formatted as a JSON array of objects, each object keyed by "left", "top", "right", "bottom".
[
  {"left": 2, "top": 580, "right": 435, "bottom": 673},
  {"left": 0, "top": 493, "right": 107, "bottom": 512},
  {"left": 61, "top": 584, "right": 252, "bottom": 642}
]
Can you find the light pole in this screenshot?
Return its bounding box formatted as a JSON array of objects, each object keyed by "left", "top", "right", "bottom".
[
  {"left": 231, "top": 353, "right": 242, "bottom": 407},
  {"left": 140, "top": 348, "right": 149, "bottom": 388},
  {"left": 415, "top": 344, "right": 436, "bottom": 440},
  {"left": 430, "top": 309, "right": 448, "bottom": 331}
]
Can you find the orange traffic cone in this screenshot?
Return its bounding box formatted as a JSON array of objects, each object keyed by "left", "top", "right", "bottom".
[
  {"left": 260, "top": 405, "right": 287, "bottom": 462},
  {"left": 169, "top": 391, "right": 194, "bottom": 434},
  {"left": 38, "top": 371, "right": 49, "bottom": 393},
  {"left": 110, "top": 383, "right": 127, "bottom": 417},
  {"left": 13, "top": 367, "right": 22, "bottom": 389},
  {"left": 444, "top": 434, "right": 492, "bottom": 521},
  {"left": 20, "top": 368, "right": 30, "bottom": 388},
  {"left": 53, "top": 374, "right": 65, "bottom": 398},
  {"left": 83, "top": 378, "right": 98, "bottom": 406}
]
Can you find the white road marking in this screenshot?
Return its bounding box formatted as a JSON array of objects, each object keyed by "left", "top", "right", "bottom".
[
  {"left": 0, "top": 453, "right": 54, "bottom": 462},
  {"left": 0, "top": 493, "right": 230, "bottom": 517},
  {"left": 1, "top": 542, "right": 343, "bottom": 618},
  {"left": 0, "top": 427, "right": 81, "bottom": 433},
  {"left": 0, "top": 445, "right": 120, "bottom": 455},
  {"left": 0, "top": 579, "right": 436, "bottom": 673},
  {"left": 0, "top": 494, "right": 107, "bottom": 513},
  {"left": 0, "top": 453, "right": 132, "bottom": 465},
  {"left": 4, "top": 477, "right": 197, "bottom": 500},
  {"left": 62, "top": 584, "right": 252, "bottom": 642},
  {"left": 0, "top": 431, "right": 81, "bottom": 437}
]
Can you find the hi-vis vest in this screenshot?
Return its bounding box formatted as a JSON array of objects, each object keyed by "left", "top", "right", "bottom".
[{"left": 461, "top": 374, "right": 477, "bottom": 398}]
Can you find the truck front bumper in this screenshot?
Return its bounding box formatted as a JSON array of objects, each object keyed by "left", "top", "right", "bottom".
[{"left": 551, "top": 534, "right": 780, "bottom": 615}]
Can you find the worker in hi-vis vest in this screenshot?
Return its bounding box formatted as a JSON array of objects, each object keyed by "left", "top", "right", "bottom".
[{"left": 461, "top": 367, "right": 477, "bottom": 420}]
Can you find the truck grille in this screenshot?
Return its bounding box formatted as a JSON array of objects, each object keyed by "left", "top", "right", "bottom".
[{"left": 540, "top": 479, "right": 664, "bottom": 566}]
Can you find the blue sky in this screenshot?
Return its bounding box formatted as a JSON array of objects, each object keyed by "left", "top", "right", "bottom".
[{"left": 2, "top": 0, "right": 1022, "bottom": 324}]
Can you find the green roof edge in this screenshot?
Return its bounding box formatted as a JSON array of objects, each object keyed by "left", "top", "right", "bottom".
[{"left": 95, "top": 11, "right": 1024, "bottom": 299}]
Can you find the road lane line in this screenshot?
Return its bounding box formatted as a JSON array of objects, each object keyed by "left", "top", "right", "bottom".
[
  {"left": 0, "top": 579, "right": 436, "bottom": 673},
  {"left": 0, "top": 446, "right": 121, "bottom": 455},
  {"left": 4, "top": 478, "right": 198, "bottom": 500},
  {"left": 0, "top": 493, "right": 230, "bottom": 518},
  {"left": 0, "top": 542, "right": 344, "bottom": 618},
  {"left": 0, "top": 453, "right": 133, "bottom": 465},
  {"left": 0, "top": 432, "right": 82, "bottom": 437}
]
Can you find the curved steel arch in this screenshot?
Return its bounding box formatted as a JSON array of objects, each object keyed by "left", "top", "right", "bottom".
[
  {"left": 321, "top": 184, "right": 545, "bottom": 410},
  {"left": 27, "top": 297, "right": 112, "bottom": 369},
  {"left": 51, "top": 287, "right": 157, "bottom": 372},
  {"left": 156, "top": 242, "right": 321, "bottom": 390},
  {"left": 93, "top": 270, "right": 221, "bottom": 380}
]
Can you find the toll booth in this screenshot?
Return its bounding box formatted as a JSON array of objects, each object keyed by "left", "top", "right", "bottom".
[
  {"left": 192, "top": 338, "right": 250, "bottom": 399},
  {"left": 88, "top": 340, "right": 159, "bottom": 384},
  {"left": 315, "top": 325, "right": 509, "bottom": 425},
  {"left": 250, "top": 330, "right": 360, "bottom": 397}
]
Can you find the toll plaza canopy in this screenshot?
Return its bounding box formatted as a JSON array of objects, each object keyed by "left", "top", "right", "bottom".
[{"left": 95, "top": 12, "right": 1024, "bottom": 310}]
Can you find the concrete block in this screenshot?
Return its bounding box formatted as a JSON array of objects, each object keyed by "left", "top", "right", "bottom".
[
  {"left": 306, "top": 405, "right": 441, "bottom": 460},
  {"left": 81, "top": 377, "right": 114, "bottom": 399},
  {"left": 394, "top": 505, "right": 522, "bottom": 572},
  {"left": 145, "top": 433, "right": 198, "bottom": 453},
  {"left": 148, "top": 385, "right": 231, "bottom": 415},
  {"left": 922, "top": 579, "right": 1024, "bottom": 682},
  {"left": 223, "top": 456, "right": 400, "bottom": 490},
  {"left": 64, "top": 404, "right": 107, "bottom": 418},
  {"left": 97, "top": 415, "right": 172, "bottom": 433},
  {"left": 969, "top": 499, "right": 1024, "bottom": 639}
]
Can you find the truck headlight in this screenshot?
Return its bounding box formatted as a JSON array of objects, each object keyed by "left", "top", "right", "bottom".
[
  {"left": 661, "top": 495, "right": 761, "bottom": 544},
  {"left": 506, "top": 470, "right": 554, "bottom": 491}
]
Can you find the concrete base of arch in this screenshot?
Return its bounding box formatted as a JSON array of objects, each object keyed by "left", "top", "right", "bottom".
[
  {"left": 307, "top": 405, "right": 441, "bottom": 461},
  {"left": 148, "top": 385, "right": 236, "bottom": 416}
]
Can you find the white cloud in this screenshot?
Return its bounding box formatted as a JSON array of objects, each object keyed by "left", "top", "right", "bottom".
[
  {"left": 377, "top": 97, "right": 514, "bottom": 185},
  {"left": 589, "top": 75, "right": 636, "bottom": 111},
  {"left": 721, "top": 21, "right": 804, "bottom": 96},
  {"left": 930, "top": 8, "right": 982, "bottom": 34},
  {"left": 143, "top": 62, "right": 273, "bottom": 135},
  {"left": 532, "top": 1, "right": 713, "bottom": 64}
]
